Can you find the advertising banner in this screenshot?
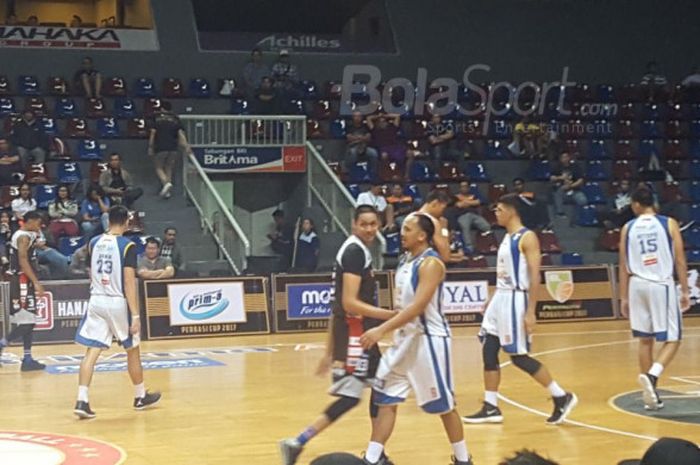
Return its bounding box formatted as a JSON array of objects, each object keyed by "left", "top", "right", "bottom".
[
  {"left": 440, "top": 270, "right": 495, "bottom": 326},
  {"left": 0, "top": 26, "right": 159, "bottom": 50},
  {"left": 144, "top": 277, "right": 269, "bottom": 339},
  {"left": 273, "top": 272, "right": 393, "bottom": 332},
  {"left": 193, "top": 146, "right": 306, "bottom": 173},
  {"left": 31, "top": 280, "right": 90, "bottom": 345}
]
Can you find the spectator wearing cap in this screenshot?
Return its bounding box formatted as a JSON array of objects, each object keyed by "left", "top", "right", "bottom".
[
  {"left": 366, "top": 113, "right": 411, "bottom": 179},
  {"left": 271, "top": 49, "right": 299, "bottom": 98},
  {"left": 0, "top": 138, "right": 24, "bottom": 185},
  {"left": 74, "top": 56, "right": 102, "bottom": 98},
  {"left": 11, "top": 110, "right": 49, "bottom": 165},
  {"left": 137, "top": 237, "right": 175, "bottom": 280},
  {"left": 345, "top": 111, "right": 379, "bottom": 176},
  {"left": 294, "top": 218, "right": 320, "bottom": 272},
  {"left": 243, "top": 48, "right": 271, "bottom": 95},
  {"left": 357, "top": 183, "right": 395, "bottom": 232}
]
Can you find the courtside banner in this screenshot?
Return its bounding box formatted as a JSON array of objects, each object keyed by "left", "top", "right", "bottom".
[
  {"left": 0, "top": 26, "right": 159, "bottom": 50},
  {"left": 144, "top": 277, "right": 269, "bottom": 339},
  {"left": 273, "top": 272, "right": 392, "bottom": 332},
  {"left": 440, "top": 270, "right": 495, "bottom": 326},
  {"left": 31, "top": 280, "right": 90, "bottom": 345},
  {"left": 193, "top": 146, "right": 306, "bottom": 173},
  {"left": 536, "top": 266, "right": 615, "bottom": 321}
]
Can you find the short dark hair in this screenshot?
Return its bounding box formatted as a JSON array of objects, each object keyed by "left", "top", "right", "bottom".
[
  {"left": 414, "top": 213, "right": 435, "bottom": 240},
  {"left": 272, "top": 209, "right": 284, "bottom": 218},
  {"left": 631, "top": 187, "right": 655, "bottom": 208},
  {"left": 499, "top": 450, "right": 559, "bottom": 465},
  {"left": 24, "top": 210, "right": 43, "bottom": 222},
  {"left": 354, "top": 205, "right": 378, "bottom": 221},
  {"left": 498, "top": 193, "right": 524, "bottom": 217},
  {"left": 251, "top": 47, "right": 262, "bottom": 55},
  {"left": 109, "top": 152, "right": 121, "bottom": 159},
  {"left": 513, "top": 177, "right": 525, "bottom": 184},
  {"left": 425, "top": 189, "right": 451, "bottom": 205},
  {"left": 164, "top": 227, "right": 177, "bottom": 234},
  {"left": 145, "top": 236, "right": 161, "bottom": 248},
  {"left": 108, "top": 205, "right": 129, "bottom": 226}
]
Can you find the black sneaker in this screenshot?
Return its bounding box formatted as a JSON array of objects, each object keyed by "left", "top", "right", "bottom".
[
  {"left": 462, "top": 402, "right": 503, "bottom": 424},
  {"left": 21, "top": 358, "right": 46, "bottom": 371},
  {"left": 546, "top": 392, "right": 578, "bottom": 425},
  {"left": 278, "top": 438, "right": 303, "bottom": 465},
  {"left": 451, "top": 456, "right": 475, "bottom": 465},
  {"left": 133, "top": 391, "right": 161, "bottom": 410},
  {"left": 363, "top": 452, "right": 394, "bottom": 465},
  {"left": 638, "top": 374, "right": 662, "bottom": 410},
  {"left": 74, "top": 401, "right": 96, "bottom": 419}
]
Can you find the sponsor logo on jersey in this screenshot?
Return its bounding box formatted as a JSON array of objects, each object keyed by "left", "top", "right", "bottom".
[
  {"left": 545, "top": 270, "right": 575, "bottom": 303},
  {"left": 179, "top": 289, "right": 229, "bottom": 321}
]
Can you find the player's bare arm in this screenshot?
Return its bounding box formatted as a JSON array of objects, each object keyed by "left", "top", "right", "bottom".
[
  {"left": 669, "top": 218, "right": 690, "bottom": 311},
  {"left": 316, "top": 316, "right": 334, "bottom": 376},
  {"left": 432, "top": 216, "right": 451, "bottom": 262},
  {"left": 123, "top": 266, "right": 140, "bottom": 335},
  {"left": 342, "top": 272, "right": 395, "bottom": 321},
  {"left": 17, "top": 235, "right": 43, "bottom": 295},
  {"left": 618, "top": 223, "right": 630, "bottom": 318},
  {"left": 521, "top": 231, "right": 541, "bottom": 334}
]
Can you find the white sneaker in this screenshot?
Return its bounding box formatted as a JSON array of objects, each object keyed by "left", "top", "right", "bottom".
[
  {"left": 159, "top": 182, "right": 173, "bottom": 197},
  {"left": 638, "top": 374, "right": 660, "bottom": 410}
]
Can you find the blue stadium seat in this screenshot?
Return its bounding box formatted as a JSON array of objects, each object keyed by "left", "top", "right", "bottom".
[
  {"left": 0, "top": 97, "right": 15, "bottom": 116},
  {"left": 561, "top": 253, "right": 584, "bottom": 266},
  {"left": 691, "top": 182, "right": 700, "bottom": 203},
  {"left": 691, "top": 140, "right": 700, "bottom": 159},
  {"left": 585, "top": 161, "right": 608, "bottom": 181},
  {"left": 409, "top": 160, "right": 433, "bottom": 182},
  {"left": 58, "top": 236, "right": 85, "bottom": 257},
  {"left": 288, "top": 100, "right": 305, "bottom": 115},
  {"left": 588, "top": 140, "right": 609, "bottom": 159},
  {"left": 465, "top": 162, "right": 490, "bottom": 182},
  {"left": 641, "top": 104, "right": 662, "bottom": 121},
  {"left": 346, "top": 184, "right": 360, "bottom": 199},
  {"left": 97, "top": 117, "right": 121, "bottom": 138},
  {"left": 691, "top": 120, "right": 700, "bottom": 138},
  {"left": 299, "top": 80, "right": 319, "bottom": 100},
  {"left": 127, "top": 235, "right": 148, "bottom": 256},
  {"left": 687, "top": 249, "right": 700, "bottom": 263},
  {"left": 329, "top": 119, "right": 347, "bottom": 139},
  {"left": 404, "top": 184, "right": 423, "bottom": 204},
  {"left": 640, "top": 120, "right": 661, "bottom": 139},
  {"left": 530, "top": 159, "right": 552, "bottom": 181},
  {"left": 230, "top": 99, "right": 249, "bottom": 115},
  {"left": 690, "top": 204, "right": 700, "bottom": 223},
  {"left": 18, "top": 75, "right": 40, "bottom": 95},
  {"left": 596, "top": 85, "right": 615, "bottom": 103},
  {"left": 684, "top": 227, "right": 700, "bottom": 250},
  {"left": 639, "top": 140, "right": 658, "bottom": 158},
  {"left": 582, "top": 182, "right": 606, "bottom": 205},
  {"left": 384, "top": 231, "right": 400, "bottom": 256},
  {"left": 189, "top": 78, "right": 211, "bottom": 98},
  {"left": 54, "top": 98, "right": 77, "bottom": 118},
  {"left": 348, "top": 162, "right": 373, "bottom": 183},
  {"left": 691, "top": 160, "right": 700, "bottom": 179},
  {"left": 594, "top": 119, "right": 613, "bottom": 138},
  {"left": 114, "top": 97, "right": 137, "bottom": 118},
  {"left": 57, "top": 162, "right": 83, "bottom": 183},
  {"left": 34, "top": 184, "right": 57, "bottom": 209},
  {"left": 134, "top": 77, "right": 156, "bottom": 98},
  {"left": 41, "top": 118, "right": 58, "bottom": 136},
  {"left": 452, "top": 230, "right": 468, "bottom": 254},
  {"left": 484, "top": 140, "right": 509, "bottom": 160},
  {"left": 78, "top": 139, "right": 102, "bottom": 161},
  {"left": 468, "top": 184, "right": 486, "bottom": 204},
  {"left": 576, "top": 205, "right": 599, "bottom": 226}
]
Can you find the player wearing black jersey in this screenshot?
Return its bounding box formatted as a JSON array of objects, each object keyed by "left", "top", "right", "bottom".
[{"left": 279, "top": 206, "right": 396, "bottom": 465}]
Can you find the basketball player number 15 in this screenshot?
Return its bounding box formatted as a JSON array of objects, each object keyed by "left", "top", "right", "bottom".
[{"left": 639, "top": 237, "right": 657, "bottom": 254}]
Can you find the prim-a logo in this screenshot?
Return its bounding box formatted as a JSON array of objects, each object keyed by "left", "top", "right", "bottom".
[{"left": 179, "top": 289, "right": 229, "bottom": 321}]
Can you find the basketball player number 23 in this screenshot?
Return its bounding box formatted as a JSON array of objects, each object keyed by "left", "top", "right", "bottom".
[
  {"left": 639, "top": 237, "right": 657, "bottom": 254},
  {"left": 96, "top": 258, "right": 113, "bottom": 274}
]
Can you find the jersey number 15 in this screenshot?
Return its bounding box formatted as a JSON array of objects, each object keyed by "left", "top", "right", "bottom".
[{"left": 639, "top": 237, "right": 658, "bottom": 254}]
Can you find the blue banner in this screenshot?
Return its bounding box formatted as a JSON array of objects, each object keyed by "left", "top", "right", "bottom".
[
  {"left": 193, "top": 146, "right": 284, "bottom": 173},
  {"left": 286, "top": 283, "right": 333, "bottom": 320}
]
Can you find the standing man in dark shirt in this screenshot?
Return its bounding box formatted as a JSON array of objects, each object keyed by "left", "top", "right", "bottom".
[
  {"left": 279, "top": 205, "right": 396, "bottom": 465},
  {"left": 253, "top": 77, "right": 280, "bottom": 115},
  {"left": 11, "top": 110, "right": 49, "bottom": 165},
  {"left": 268, "top": 209, "right": 295, "bottom": 271},
  {"left": 148, "top": 102, "right": 192, "bottom": 199},
  {"left": 99, "top": 153, "right": 143, "bottom": 208},
  {"left": 550, "top": 152, "right": 587, "bottom": 217},
  {"left": 159, "top": 227, "right": 182, "bottom": 271},
  {"left": 74, "top": 56, "right": 102, "bottom": 98}
]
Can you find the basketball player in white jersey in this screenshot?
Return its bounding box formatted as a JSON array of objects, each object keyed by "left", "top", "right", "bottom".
[
  {"left": 406, "top": 189, "right": 452, "bottom": 262},
  {"left": 279, "top": 206, "right": 397, "bottom": 465},
  {"left": 619, "top": 187, "right": 689, "bottom": 410},
  {"left": 463, "top": 194, "right": 577, "bottom": 425},
  {"left": 360, "top": 214, "right": 473, "bottom": 465},
  {"left": 74, "top": 205, "right": 161, "bottom": 419}
]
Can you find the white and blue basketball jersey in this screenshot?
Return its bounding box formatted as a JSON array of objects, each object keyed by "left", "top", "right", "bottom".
[
  {"left": 625, "top": 214, "right": 674, "bottom": 283},
  {"left": 89, "top": 234, "right": 135, "bottom": 297},
  {"left": 496, "top": 228, "right": 531, "bottom": 291},
  {"left": 394, "top": 248, "right": 450, "bottom": 337}
]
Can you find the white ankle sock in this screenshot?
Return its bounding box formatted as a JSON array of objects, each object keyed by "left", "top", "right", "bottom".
[
  {"left": 548, "top": 381, "right": 566, "bottom": 398},
  {"left": 365, "top": 442, "right": 384, "bottom": 464},
  {"left": 77, "top": 385, "right": 89, "bottom": 402},
  {"left": 451, "top": 441, "right": 470, "bottom": 462},
  {"left": 484, "top": 390, "right": 498, "bottom": 406},
  {"left": 134, "top": 383, "right": 146, "bottom": 399},
  {"left": 648, "top": 363, "right": 664, "bottom": 378}
]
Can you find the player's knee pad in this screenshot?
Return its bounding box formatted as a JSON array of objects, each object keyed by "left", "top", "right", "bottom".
[
  {"left": 324, "top": 396, "right": 360, "bottom": 421},
  {"left": 510, "top": 355, "right": 542, "bottom": 375},
  {"left": 482, "top": 334, "right": 500, "bottom": 371}
]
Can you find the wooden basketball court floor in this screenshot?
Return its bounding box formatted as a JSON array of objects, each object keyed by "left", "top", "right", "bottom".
[{"left": 1, "top": 319, "right": 699, "bottom": 465}]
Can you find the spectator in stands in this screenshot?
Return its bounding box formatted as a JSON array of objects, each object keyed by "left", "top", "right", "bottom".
[
  {"left": 271, "top": 49, "right": 299, "bottom": 97},
  {"left": 5, "top": 14, "right": 17, "bottom": 25},
  {"left": 48, "top": 185, "right": 80, "bottom": 240},
  {"left": 385, "top": 183, "right": 417, "bottom": 228},
  {"left": 426, "top": 114, "right": 464, "bottom": 173},
  {"left": 640, "top": 60, "right": 668, "bottom": 101},
  {"left": 550, "top": 151, "right": 587, "bottom": 217},
  {"left": 252, "top": 76, "right": 280, "bottom": 115},
  {"left": 11, "top": 183, "right": 37, "bottom": 222},
  {"left": 80, "top": 184, "right": 110, "bottom": 238},
  {"left": 0, "top": 138, "right": 23, "bottom": 185},
  {"left": 294, "top": 218, "right": 320, "bottom": 272},
  {"left": 137, "top": 237, "right": 175, "bottom": 280},
  {"left": 26, "top": 15, "right": 38, "bottom": 26},
  {"left": 69, "top": 244, "right": 89, "bottom": 278},
  {"left": 357, "top": 182, "right": 395, "bottom": 232},
  {"left": 366, "top": 113, "right": 411, "bottom": 179},
  {"left": 149, "top": 101, "right": 192, "bottom": 199},
  {"left": 681, "top": 65, "right": 700, "bottom": 87},
  {"left": 70, "top": 15, "right": 82, "bottom": 28},
  {"left": 36, "top": 221, "right": 70, "bottom": 279},
  {"left": 268, "top": 209, "right": 294, "bottom": 271},
  {"left": 74, "top": 56, "right": 102, "bottom": 98},
  {"left": 243, "top": 48, "right": 271, "bottom": 95},
  {"left": 512, "top": 177, "right": 550, "bottom": 230},
  {"left": 0, "top": 210, "right": 15, "bottom": 265},
  {"left": 598, "top": 179, "right": 633, "bottom": 230},
  {"left": 99, "top": 153, "right": 143, "bottom": 208},
  {"left": 11, "top": 110, "right": 49, "bottom": 165},
  {"left": 159, "top": 227, "right": 182, "bottom": 271},
  {"left": 345, "top": 111, "right": 379, "bottom": 175},
  {"left": 510, "top": 115, "right": 543, "bottom": 159},
  {"left": 449, "top": 181, "right": 490, "bottom": 254}
]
